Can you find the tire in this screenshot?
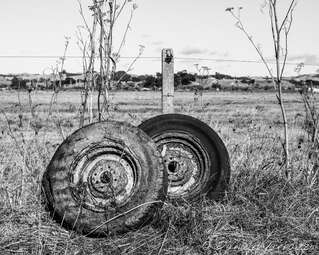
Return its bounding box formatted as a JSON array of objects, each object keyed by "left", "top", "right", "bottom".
[
  {"left": 139, "top": 114, "right": 230, "bottom": 202},
  {"left": 42, "top": 121, "right": 167, "bottom": 237}
]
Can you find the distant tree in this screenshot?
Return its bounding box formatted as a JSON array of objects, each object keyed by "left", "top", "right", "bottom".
[
  {"left": 131, "top": 76, "right": 142, "bottom": 82},
  {"left": 178, "top": 71, "right": 196, "bottom": 85},
  {"left": 240, "top": 77, "right": 255, "bottom": 84},
  {"left": 143, "top": 75, "right": 156, "bottom": 88},
  {"left": 213, "top": 72, "right": 233, "bottom": 80},
  {"left": 155, "top": 72, "right": 162, "bottom": 88},
  {"left": 11, "top": 76, "right": 27, "bottom": 89},
  {"left": 137, "top": 75, "right": 147, "bottom": 82},
  {"left": 174, "top": 73, "right": 181, "bottom": 87},
  {"left": 63, "top": 77, "right": 76, "bottom": 85},
  {"left": 113, "top": 70, "right": 131, "bottom": 82}
]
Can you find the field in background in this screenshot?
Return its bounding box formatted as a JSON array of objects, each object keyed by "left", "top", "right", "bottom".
[{"left": 0, "top": 90, "right": 318, "bottom": 254}]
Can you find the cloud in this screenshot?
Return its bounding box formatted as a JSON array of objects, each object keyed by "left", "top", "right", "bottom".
[
  {"left": 151, "top": 40, "right": 163, "bottom": 46},
  {"left": 179, "top": 48, "right": 229, "bottom": 57},
  {"left": 141, "top": 33, "right": 151, "bottom": 38},
  {"left": 155, "top": 47, "right": 163, "bottom": 52},
  {"left": 179, "top": 47, "right": 209, "bottom": 55},
  {"left": 222, "top": 51, "right": 230, "bottom": 57},
  {"left": 288, "top": 54, "right": 319, "bottom": 65}
]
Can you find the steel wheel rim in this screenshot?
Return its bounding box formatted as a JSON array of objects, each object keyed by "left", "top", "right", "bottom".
[
  {"left": 69, "top": 141, "right": 140, "bottom": 212},
  {"left": 153, "top": 131, "right": 210, "bottom": 198}
]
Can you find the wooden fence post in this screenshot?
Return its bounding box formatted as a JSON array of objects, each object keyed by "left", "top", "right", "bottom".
[{"left": 162, "top": 48, "right": 174, "bottom": 113}]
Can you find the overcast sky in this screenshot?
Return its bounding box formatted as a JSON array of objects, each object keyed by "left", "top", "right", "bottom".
[{"left": 0, "top": 0, "right": 318, "bottom": 76}]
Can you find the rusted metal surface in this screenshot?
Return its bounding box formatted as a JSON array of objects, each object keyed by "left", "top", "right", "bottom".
[
  {"left": 70, "top": 141, "right": 140, "bottom": 212},
  {"left": 153, "top": 132, "right": 209, "bottom": 199}
]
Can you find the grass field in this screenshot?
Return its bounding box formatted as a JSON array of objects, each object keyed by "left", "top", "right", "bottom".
[{"left": 0, "top": 90, "right": 318, "bottom": 254}]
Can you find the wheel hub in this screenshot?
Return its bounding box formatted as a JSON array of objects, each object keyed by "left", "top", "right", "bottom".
[
  {"left": 163, "top": 143, "right": 198, "bottom": 183},
  {"left": 69, "top": 143, "right": 139, "bottom": 212},
  {"left": 88, "top": 158, "right": 130, "bottom": 199}
]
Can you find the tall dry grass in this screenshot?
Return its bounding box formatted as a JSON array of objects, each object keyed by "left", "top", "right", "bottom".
[{"left": 0, "top": 90, "right": 318, "bottom": 254}]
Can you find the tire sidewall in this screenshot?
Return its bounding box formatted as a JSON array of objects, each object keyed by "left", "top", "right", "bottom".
[
  {"left": 43, "top": 121, "right": 167, "bottom": 237},
  {"left": 139, "top": 114, "right": 230, "bottom": 202}
]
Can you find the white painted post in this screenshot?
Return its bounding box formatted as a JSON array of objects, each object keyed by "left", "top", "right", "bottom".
[{"left": 162, "top": 48, "right": 174, "bottom": 113}]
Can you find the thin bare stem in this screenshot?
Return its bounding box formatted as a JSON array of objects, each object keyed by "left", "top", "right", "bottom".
[
  {"left": 227, "top": 1, "right": 296, "bottom": 176},
  {"left": 228, "top": 11, "right": 275, "bottom": 85},
  {"left": 116, "top": 6, "right": 134, "bottom": 56},
  {"left": 279, "top": 0, "right": 296, "bottom": 33}
]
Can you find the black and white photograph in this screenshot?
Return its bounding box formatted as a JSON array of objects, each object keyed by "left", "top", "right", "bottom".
[{"left": 0, "top": 0, "right": 318, "bottom": 254}]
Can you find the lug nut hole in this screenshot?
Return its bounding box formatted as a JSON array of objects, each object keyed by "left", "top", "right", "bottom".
[{"left": 168, "top": 161, "right": 179, "bottom": 173}]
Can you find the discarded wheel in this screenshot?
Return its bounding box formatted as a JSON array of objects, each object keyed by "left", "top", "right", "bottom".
[
  {"left": 42, "top": 121, "right": 167, "bottom": 237},
  {"left": 139, "top": 114, "right": 230, "bottom": 202}
]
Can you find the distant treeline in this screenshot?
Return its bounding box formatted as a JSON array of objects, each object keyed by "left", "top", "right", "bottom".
[{"left": 1, "top": 71, "right": 318, "bottom": 92}]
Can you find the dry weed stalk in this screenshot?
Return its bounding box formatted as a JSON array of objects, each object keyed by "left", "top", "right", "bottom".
[
  {"left": 44, "top": 37, "right": 71, "bottom": 141},
  {"left": 77, "top": 0, "right": 139, "bottom": 125},
  {"left": 115, "top": 44, "right": 145, "bottom": 86},
  {"left": 194, "top": 64, "right": 210, "bottom": 108},
  {"left": 48, "top": 37, "right": 70, "bottom": 117},
  {"left": 300, "top": 83, "right": 319, "bottom": 144},
  {"left": 227, "top": 0, "right": 297, "bottom": 177},
  {"left": 77, "top": 0, "right": 98, "bottom": 125},
  {"left": 1, "top": 110, "right": 36, "bottom": 207},
  {"left": 1, "top": 37, "right": 71, "bottom": 210},
  {"left": 298, "top": 81, "right": 319, "bottom": 187}
]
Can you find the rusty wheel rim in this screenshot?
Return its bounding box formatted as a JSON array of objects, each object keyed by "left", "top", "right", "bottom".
[
  {"left": 154, "top": 131, "right": 210, "bottom": 198},
  {"left": 69, "top": 141, "right": 140, "bottom": 212}
]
